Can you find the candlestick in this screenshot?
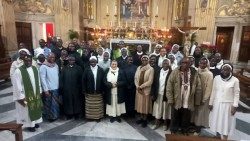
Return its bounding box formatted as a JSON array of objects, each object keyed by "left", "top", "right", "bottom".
[
  {"left": 123, "top": 5, "right": 125, "bottom": 15},
  {"left": 147, "top": 5, "right": 149, "bottom": 15},
  {"left": 115, "top": 5, "right": 117, "bottom": 15},
  {"left": 156, "top": 6, "right": 159, "bottom": 15}
]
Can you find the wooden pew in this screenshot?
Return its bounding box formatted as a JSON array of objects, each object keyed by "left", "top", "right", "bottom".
[
  {"left": 0, "top": 123, "right": 23, "bottom": 141},
  {"left": 166, "top": 134, "right": 221, "bottom": 141},
  {"left": 0, "top": 58, "right": 11, "bottom": 81},
  {"left": 234, "top": 68, "right": 250, "bottom": 100}
]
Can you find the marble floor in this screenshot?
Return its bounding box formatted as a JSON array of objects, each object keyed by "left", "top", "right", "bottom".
[{"left": 0, "top": 80, "right": 249, "bottom": 141}]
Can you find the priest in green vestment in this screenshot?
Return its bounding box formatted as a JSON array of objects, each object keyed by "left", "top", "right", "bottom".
[{"left": 13, "top": 55, "right": 43, "bottom": 132}]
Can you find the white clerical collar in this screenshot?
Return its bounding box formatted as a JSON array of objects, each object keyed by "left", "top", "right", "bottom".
[
  {"left": 210, "top": 66, "right": 215, "bottom": 69},
  {"left": 137, "top": 52, "right": 143, "bottom": 55},
  {"left": 122, "top": 56, "right": 127, "bottom": 60}
]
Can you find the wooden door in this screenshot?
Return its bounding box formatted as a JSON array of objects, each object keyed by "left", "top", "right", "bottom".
[
  {"left": 0, "top": 25, "right": 5, "bottom": 59},
  {"left": 215, "top": 27, "right": 234, "bottom": 60},
  {"left": 238, "top": 26, "right": 250, "bottom": 62},
  {"left": 15, "top": 22, "right": 33, "bottom": 54}
]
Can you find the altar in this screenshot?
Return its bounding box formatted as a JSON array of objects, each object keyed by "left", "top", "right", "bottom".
[{"left": 109, "top": 39, "right": 152, "bottom": 54}]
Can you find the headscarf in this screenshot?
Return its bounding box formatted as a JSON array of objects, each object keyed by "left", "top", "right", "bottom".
[
  {"left": 220, "top": 63, "right": 233, "bottom": 81},
  {"left": 89, "top": 56, "right": 98, "bottom": 61},
  {"left": 168, "top": 54, "right": 178, "bottom": 70},
  {"left": 120, "top": 47, "right": 128, "bottom": 52},
  {"left": 36, "top": 52, "right": 44, "bottom": 58},
  {"left": 109, "top": 61, "right": 119, "bottom": 73},
  {"left": 162, "top": 58, "right": 171, "bottom": 66},
  {"left": 152, "top": 44, "right": 162, "bottom": 55},
  {"left": 198, "top": 57, "right": 210, "bottom": 73},
  {"left": 103, "top": 51, "right": 110, "bottom": 58},
  {"left": 19, "top": 48, "right": 31, "bottom": 55},
  {"left": 141, "top": 55, "right": 149, "bottom": 60},
  {"left": 171, "top": 44, "right": 180, "bottom": 52}
]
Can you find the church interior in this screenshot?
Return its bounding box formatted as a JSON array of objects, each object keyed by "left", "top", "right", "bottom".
[{"left": 0, "top": 0, "right": 250, "bottom": 141}]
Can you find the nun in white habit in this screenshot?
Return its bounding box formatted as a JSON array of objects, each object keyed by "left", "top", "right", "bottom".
[
  {"left": 209, "top": 63, "right": 240, "bottom": 140},
  {"left": 104, "top": 60, "right": 126, "bottom": 123},
  {"left": 152, "top": 58, "right": 172, "bottom": 130}
]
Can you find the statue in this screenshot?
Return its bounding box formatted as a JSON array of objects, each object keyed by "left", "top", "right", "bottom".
[{"left": 176, "top": 27, "right": 201, "bottom": 57}]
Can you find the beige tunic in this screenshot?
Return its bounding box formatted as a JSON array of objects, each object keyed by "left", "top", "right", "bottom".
[
  {"left": 193, "top": 68, "right": 213, "bottom": 127},
  {"left": 134, "top": 64, "right": 154, "bottom": 114}
]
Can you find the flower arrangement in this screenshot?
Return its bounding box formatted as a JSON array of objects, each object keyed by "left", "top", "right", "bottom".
[{"left": 68, "top": 29, "right": 79, "bottom": 40}]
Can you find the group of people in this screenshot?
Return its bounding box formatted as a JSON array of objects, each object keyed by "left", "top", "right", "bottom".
[{"left": 10, "top": 37, "right": 240, "bottom": 140}]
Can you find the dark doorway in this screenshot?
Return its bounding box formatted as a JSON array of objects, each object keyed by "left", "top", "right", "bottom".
[
  {"left": 238, "top": 26, "right": 250, "bottom": 62},
  {"left": 15, "top": 22, "right": 33, "bottom": 55},
  {"left": 0, "top": 25, "right": 5, "bottom": 59},
  {"left": 215, "top": 27, "right": 234, "bottom": 60}
]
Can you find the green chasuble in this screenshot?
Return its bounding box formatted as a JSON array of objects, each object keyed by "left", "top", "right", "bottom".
[
  {"left": 19, "top": 65, "right": 42, "bottom": 121},
  {"left": 112, "top": 49, "right": 121, "bottom": 60}
]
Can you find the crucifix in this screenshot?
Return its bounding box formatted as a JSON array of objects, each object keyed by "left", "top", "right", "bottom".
[{"left": 174, "top": 16, "right": 206, "bottom": 56}]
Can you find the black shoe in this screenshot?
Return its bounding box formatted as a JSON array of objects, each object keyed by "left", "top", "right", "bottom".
[
  {"left": 66, "top": 115, "right": 73, "bottom": 120},
  {"left": 136, "top": 119, "right": 143, "bottom": 124},
  {"left": 116, "top": 117, "right": 121, "bottom": 123},
  {"left": 74, "top": 115, "right": 80, "bottom": 120},
  {"left": 28, "top": 127, "right": 36, "bottom": 132},
  {"left": 110, "top": 117, "right": 115, "bottom": 123},
  {"left": 35, "top": 124, "right": 39, "bottom": 128},
  {"left": 48, "top": 119, "right": 56, "bottom": 122},
  {"left": 141, "top": 120, "right": 147, "bottom": 128}
]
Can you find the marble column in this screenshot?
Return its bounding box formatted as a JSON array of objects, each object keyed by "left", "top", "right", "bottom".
[
  {"left": 71, "top": 0, "right": 80, "bottom": 32},
  {"left": 79, "top": 0, "right": 85, "bottom": 41},
  {"left": 0, "top": 0, "right": 18, "bottom": 57}
]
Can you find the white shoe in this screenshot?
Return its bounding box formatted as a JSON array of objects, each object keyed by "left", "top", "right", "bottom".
[{"left": 152, "top": 124, "right": 159, "bottom": 130}]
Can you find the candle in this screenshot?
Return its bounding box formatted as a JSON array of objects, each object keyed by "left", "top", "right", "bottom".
[
  {"left": 135, "top": 22, "right": 137, "bottom": 27},
  {"left": 111, "top": 21, "right": 113, "bottom": 27},
  {"left": 142, "top": 22, "right": 144, "bottom": 26},
  {"left": 125, "top": 21, "right": 128, "bottom": 28},
  {"left": 139, "top": 6, "right": 141, "bottom": 14},
  {"left": 106, "top": 5, "right": 109, "bottom": 14},
  {"left": 156, "top": 6, "right": 159, "bottom": 15},
  {"left": 123, "top": 5, "right": 125, "bottom": 15},
  {"left": 115, "top": 6, "right": 117, "bottom": 15},
  {"left": 119, "top": 22, "right": 121, "bottom": 27},
  {"left": 147, "top": 5, "right": 149, "bottom": 15}
]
